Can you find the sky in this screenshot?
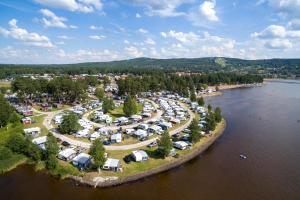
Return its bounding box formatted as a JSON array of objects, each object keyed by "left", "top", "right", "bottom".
[{"left": 0, "top": 0, "right": 300, "bottom": 64}]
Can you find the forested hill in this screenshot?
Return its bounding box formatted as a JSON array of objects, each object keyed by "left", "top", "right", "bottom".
[{"left": 1, "top": 57, "right": 300, "bottom": 78}]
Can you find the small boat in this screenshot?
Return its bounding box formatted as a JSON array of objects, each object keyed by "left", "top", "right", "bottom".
[{"left": 240, "top": 154, "right": 247, "bottom": 159}]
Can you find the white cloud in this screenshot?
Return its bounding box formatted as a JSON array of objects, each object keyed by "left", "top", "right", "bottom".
[
  {"left": 0, "top": 19, "right": 53, "bottom": 48},
  {"left": 90, "top": 25, "right": 103, "bottom": 30},
  {"left": 264, "top": 39, "right": 293, "bottom": 49},
  {"left": 127, "top": 0, "right": 191, "bottom": 17},
  {"left": 138, "top": 28, "right": 148, "bottom": 34},
  {"left": 57, "top": 35, "right": 73, "bottom": 39},
  {"left": 33, "top": 0, "right": 103, "bottom": 13},
  {"left": 160, "top": 30, "right": 199, "bottom": 44},
  {"left": 267, "top": 0, "right": 300, "bottom": 17},
  {"left": 198, "top": 0, "right": 219, "bottom": 21},
  {"left": 136, "top": 13, "right": 141, "bottom": 18},
  {"left": 38, "top": 9, "right": 77, "bottom": 29},
  {"left": 124, "top": 40, "right": 130, "bottom": 44},
  {"left": 187, "top": 0, "right": 219, "bottom": 27},
  {"left": 124, "top": 46, "right": 143, "bottom": 57},
  {"left": 144, "top": 38, "right": 156, "bottom": 45},
  {"left": 251, "top": 24, "right": 300, "bottom": 49},
  {"left": 89, "top": 35, "right": 106, "bottom": 40}
]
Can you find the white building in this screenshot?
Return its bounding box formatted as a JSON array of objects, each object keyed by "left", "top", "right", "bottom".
[
  {"left": 111, "top": 133, "right": 122, "bottom": 143},
  {"left": 32, "top": 136, "right": 47, "bottom": 150},
  {"left": 103, "top": 158, "right": 121, "bottom": 171},
  {"left": 24, "top": 127, "right": 41, "bottom": 137},
  {"left": 58, "top": 148, "right": 76, "bottom": 161},
  {"left": 132, "top": 150, "right": 149, "bottom": 162}
]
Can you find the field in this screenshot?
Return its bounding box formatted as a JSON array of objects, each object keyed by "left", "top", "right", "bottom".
[
  {"left": 109, "top": 103, "right": 143, "bottom": 120},
  {"left": 0, "top": 81, "right": 11, "bottom": 88}
]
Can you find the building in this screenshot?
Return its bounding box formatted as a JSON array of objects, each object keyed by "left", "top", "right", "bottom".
[
  {"left": 21, "top": 117, "right": 32, "bottom": 125},
  {"left": 132, "top": 150, "right": 149, "bottom": 162},
  {"left": 32, "top": 136, "right": 47, "bottom": 150},
  {"left": 103, "top": 158, "right": 121, "bottom": 171},
  {"left": 72, "top": 153, "right": 91, "bottom": 169},
  {"left": 58, "top": 148, "right": 76, "bottom": 161},
  {"left": 24, "top": 127, "right": 41, "bottom": 137},
  {"left": 111, "top": 133, "right": 122, "bottom": 143},
  {"left": 173, "top": 141, "right": 189, "bottom": 150}
]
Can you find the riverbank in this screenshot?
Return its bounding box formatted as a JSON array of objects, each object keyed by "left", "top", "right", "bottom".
[
  {"left": 200, "top": 83, "right": 264, "bottom": 98},
  {"left": 68, "top": 119, "right": 226, "bottom": 188}
]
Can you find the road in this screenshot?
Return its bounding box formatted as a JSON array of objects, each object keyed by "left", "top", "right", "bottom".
[{"left": 37, "top": 101, "right": 195, "bottom": 151}]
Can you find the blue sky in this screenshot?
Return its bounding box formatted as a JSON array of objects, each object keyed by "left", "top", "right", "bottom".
[{"left": 0, "top": 0, "right": 300, "bottom": 64}]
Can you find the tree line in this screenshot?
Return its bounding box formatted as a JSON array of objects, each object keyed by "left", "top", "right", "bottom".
[{"left": 117, "top": 73, "right": 263, "bottom": 97}]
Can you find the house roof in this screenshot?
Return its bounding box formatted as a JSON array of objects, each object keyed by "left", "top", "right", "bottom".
[
  {"left": 32, "top": 136, "right": 47, "bottom": 145},
  {"left": 72, "top": 153, "right": 91, "bottom": 164},
  {"left": 104, "top": 158, "right": 120, "bottom": 168},
  {"left": 59, "top": 148, "right": 76, "bottom": 158}
]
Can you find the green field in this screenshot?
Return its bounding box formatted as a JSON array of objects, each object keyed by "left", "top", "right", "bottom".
[
  {"left": 0, "top": 81, "right": 11, "bottom": 88},
  {"left": 109, "top": 103, "right": 143, "bottom": 120}
]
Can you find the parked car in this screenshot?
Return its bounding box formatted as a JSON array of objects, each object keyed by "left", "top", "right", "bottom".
[
  {"left": 123, "top": 154, "right": 133, "bottom": 164},
  {"left": 147, "top": 141, "right": 158, "bottom": 148},
  {"left": 103, "top": 140, "right": 111, "bottom": 145},
  {"left": 61, "top": 141, "right": 70, "bottom": 147},
  {"left": 139, "top": 137, "right": 148, "bottom": 141}
]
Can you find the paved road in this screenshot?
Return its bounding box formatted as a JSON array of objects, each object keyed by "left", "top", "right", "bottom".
[{"left": 38, "top": 102, "right": 194, "bottom": 151}]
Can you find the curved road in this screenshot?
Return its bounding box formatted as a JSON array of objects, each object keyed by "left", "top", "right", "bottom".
[{"left": 39, "top": 101, "right": 195, "bottom": 151}]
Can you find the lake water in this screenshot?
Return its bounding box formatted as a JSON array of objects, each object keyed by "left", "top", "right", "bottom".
[{"left": 1, "top": 80, "right": 300, "bottom": 200}]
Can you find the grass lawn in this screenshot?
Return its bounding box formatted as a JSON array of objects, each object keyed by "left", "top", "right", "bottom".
[
  {"left": 33, "top": 104, "right": 70, "bottom": 112},
  {"left": 109, "top": 103, "right": 143, "bottom": 120},
  {"left": 0, "top": 124, "right": 27, "bottom": 173},
  {"left": 0, "top": 81, "right": 11, "bottom": 88},
  {"left": 23, "top": 114, "right": 48, "bottom": 136}
]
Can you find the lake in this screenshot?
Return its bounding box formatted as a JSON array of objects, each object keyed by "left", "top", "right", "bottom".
[{"left": 1, "top": 80, "right": 300, "bottom": 200}]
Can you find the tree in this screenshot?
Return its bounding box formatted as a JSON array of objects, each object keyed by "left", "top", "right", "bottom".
[
  {"left": 215, "top": 86, "right": 220, "bottom": 91},
  {"left": 89, "top": 139, "right": 106, "bottom": 172},
  {"left": 0, "top": 94, "right": 18, "bottom": 127},
  {"left": 205, "top": 113, "right": 216, "bottom": 132},
  {"left": 214, "top": 107, "right": 222, "bottom": 123},
  {"left": 102, "top": 97, "right": 115, "bottom": 113},
  {"left": 197, "top": 97, "right": 205, "bottom": 106},
  {"left": 59, "top": 113, "right": 81, "bottom": 134},
  {"left": 27, "top": 142, "right": 42, "bottom": 161},
  {"left": 46, "top": 154, "right": 58, "bottom": 170},
  {"left": 123, "top": 95, "right": 138, "bottom": 117},
  {"left": 45, "top": 133, "right": 59, "bottom": 156},
  {"left": 6, "top": 133, "right": 27, "bottom": 154},
  {"left": 45, "top": 133, "right": 59, "bottom": 170},
  {"left": 189, "top": 119, "right": 201, "bottom": 143},
  {"left": 207, "top": 104, "right": 212, "bottom": 113},
  {"left": 190, "top": 87, "right": 197, "bottom": 102},
  {"left": 157, "top": 131, "right": 172, "bottom": 158},
  {"left": 95, "top": 88, "right": 105, "bottom": 100}
]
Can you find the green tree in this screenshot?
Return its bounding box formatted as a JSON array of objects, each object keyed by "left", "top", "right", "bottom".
[
  {"left": 157, "top": 131, "right": 172, "bottom": 158},
  {"left": 95, "top": 88, "right": 105, "bottom": 100},
  {"left": 6, "top": 133, "right": 27, "bottom": 154},
  {"left": 214, "top": 107, "right": 222, "bottom": 123},
  {"left": 27, "top": 142, "right": 42, "bottom": 161},
  {"left": 45, "top": 133, "right": 59, "bottom": 156},
  {"left": 207, "top": 104, "right": 212, "bottom": 113},
  {"left": 123, "top": 95, "right": 138, "bottom": 117},
  {"left": 189, "top": 119, "right": 201, "bottom": 143},
  {"left": 46, "top": 154, "right": 58, "bottom": 170},
  {"left": 190, "top": 87, "right": 197, "bottom": 102},
  {"left": 89, "top": 139, "right": 106, "bottom": 172},
  {"left": 59, "top": 113, "right": 81, "bottom": 134},
  {"left": 45, "top": 133, "right": 59, "bottom": 170},
  {"left": 102, "top": 97, "right": 115, "bottom": 113},
  {"left": 205, "top": 113, "right": 216, "bottom": 132},
  {"left": 0, "top": 94, "right": 18, "bottom": 127},
  {"left": 197, "top": 97, "right": 205, "bottom": 106}
]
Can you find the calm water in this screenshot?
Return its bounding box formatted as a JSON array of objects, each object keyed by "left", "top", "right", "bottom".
[{"left": 1, "top": 80, "right": 300, "bottom": 200}]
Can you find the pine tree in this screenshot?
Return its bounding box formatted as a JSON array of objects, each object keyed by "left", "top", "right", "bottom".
[
  {"left": 123, "top": 95, "right": 138, "bottom": 117},
  {"left": 89, "top": 139, "right": 106, "bottom": 172},
  {"left": 157, "top": 131, "right": 172, "bottom": 158},
  {"left": 197, "top": 97, "right": 205, "bottom": 106},
  {"left": 189, "top": 119, "right": 201, "bottom": 143},
  {"left": 214, "top": 107, "right": 222, "bottom": 123}
]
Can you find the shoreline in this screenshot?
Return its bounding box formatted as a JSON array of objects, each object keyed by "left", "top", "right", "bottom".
[
  {"left": 68, "top": 119, "right": 226, "bottom": 188},
  {"left": 200, "top": 83, "right": 263, "bottom": 98}
]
